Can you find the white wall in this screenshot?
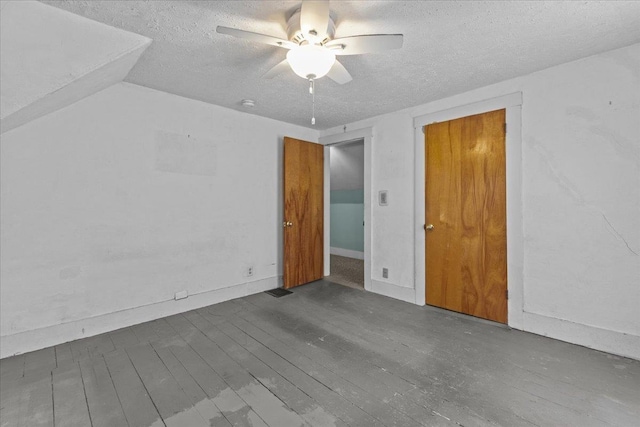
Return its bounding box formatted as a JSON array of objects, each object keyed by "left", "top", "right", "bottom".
[
  {"left": 321, "top": 43, "right": 640, "bottom": 359},
  {"left": 0, "top": 82, "right": 318, "bottom": 358},
  {"left": 0, "top": 1, "right": 150, "bottom": 133}
]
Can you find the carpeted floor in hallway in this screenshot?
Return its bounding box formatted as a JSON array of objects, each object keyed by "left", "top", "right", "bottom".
[{"left": 325, "top": 254, "right": 364, "bottom": 290}]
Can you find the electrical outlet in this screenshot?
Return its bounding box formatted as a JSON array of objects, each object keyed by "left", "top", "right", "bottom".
[
  {"left": 174, "top": 290, "right": 188, "bottom": 300},
  {"left": 382, "top": 268, "right": 388, "bottom": 279},
  {"left": 245, "top": 265, "right": 254, "bottom": 277}
]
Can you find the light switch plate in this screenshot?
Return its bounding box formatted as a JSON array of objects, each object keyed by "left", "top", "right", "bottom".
[{"left": 379, "top": 190, "right": 388, "bottom": 206}]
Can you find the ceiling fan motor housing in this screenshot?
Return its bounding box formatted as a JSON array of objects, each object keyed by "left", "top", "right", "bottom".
[{"left": 287, "top": 9, "right": 336, "bottom": 45}]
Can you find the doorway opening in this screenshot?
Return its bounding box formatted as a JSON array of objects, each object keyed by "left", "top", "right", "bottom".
[{"left": 325, "top": 139, "right": 365, "bottom": 289}]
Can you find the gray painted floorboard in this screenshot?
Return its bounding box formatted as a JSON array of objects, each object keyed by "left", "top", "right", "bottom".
[
  {"left": 78, "top": 357, "right": 128, "bottom": 427},
  {"left": 52, "top": 364, "right": 92, "bottom": 427},
  {"left": 1, "top": 280, "right": 639, "bottom": 426}
]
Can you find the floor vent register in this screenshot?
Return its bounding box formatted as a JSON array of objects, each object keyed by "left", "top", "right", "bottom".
[{"left": 264, "top": 288, "right": 293, "bottom": 298}]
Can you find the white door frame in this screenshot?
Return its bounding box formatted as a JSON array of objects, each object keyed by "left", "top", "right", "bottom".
[
  {"left": 413, "top": 93, "right": 524, "bottom": 328},
  {"left": 319, "top": 128, "right": 373, "bottom": 291}
]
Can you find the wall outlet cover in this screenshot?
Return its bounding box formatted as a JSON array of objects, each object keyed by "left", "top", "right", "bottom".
[
  {"left": 245, "top": 265, "right": 254, "bottom": 277},
  {"left": 382, "top": 268, "right": 389, "bottom": 279},
  {"left": 174, "top": 290, "right": 188, "bottom": 300}
]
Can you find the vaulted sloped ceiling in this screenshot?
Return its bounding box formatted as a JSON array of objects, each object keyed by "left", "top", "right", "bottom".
[{"left": 0, "top": 1, "right": 151, "bottom": 134}]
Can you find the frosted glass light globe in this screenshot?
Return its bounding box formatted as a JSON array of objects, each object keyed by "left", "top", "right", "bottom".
[{"left": 286, "top": 44, "right": 336, "bottom": 79}]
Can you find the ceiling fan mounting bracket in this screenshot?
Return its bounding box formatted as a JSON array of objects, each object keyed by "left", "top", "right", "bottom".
[{"left": 287, "top": 9, "right": 335, "bottom": 45}]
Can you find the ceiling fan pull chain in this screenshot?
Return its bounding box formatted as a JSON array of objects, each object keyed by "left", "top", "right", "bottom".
[{"left": 310, "top": 78, "right": 316, "bottom": 125}]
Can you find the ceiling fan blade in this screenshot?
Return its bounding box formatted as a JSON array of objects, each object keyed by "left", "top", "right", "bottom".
[
  {"left": 325, "top": 34, "right": 403, "bottom": 55},
  {"left": 326, "top": 60, "right": 352, "bottom": 85},
  {"left": 262, "top": 59, "right": 291, "bottom": 79},
  {"left": 300, "top": 0, "right": 330, "bottom": 38},
  {"left": 216, "top": 26, "right": 297, "bottom": 49}
]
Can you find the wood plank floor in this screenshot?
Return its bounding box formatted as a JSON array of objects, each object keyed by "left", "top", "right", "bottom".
[{"left": 1, "top": 280, "right": 639, "bottom": 427}]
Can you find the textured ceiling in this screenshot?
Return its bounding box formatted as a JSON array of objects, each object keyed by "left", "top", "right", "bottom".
[{"left": 42, "top": 1, "right": 640, "bottom": 130}]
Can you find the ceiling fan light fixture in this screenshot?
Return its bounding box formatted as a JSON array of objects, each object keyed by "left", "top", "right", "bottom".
[{"left": 286, "top": 44, "right": 336, "bottom": 80}]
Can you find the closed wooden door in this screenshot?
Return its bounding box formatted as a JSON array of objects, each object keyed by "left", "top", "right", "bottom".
[
  {"left": 283, "top": 137, "right": 324, "bottom": 289},
  {"left": 425, "top": 109, "right": 507, "bottom": 323}
]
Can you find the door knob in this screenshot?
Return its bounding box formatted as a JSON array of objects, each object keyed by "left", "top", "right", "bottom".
[{"left": 425, "top": 224, "right": 434, "bottom": 231}]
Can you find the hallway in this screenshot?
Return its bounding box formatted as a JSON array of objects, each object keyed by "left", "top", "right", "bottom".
[{"left": 325, "top": 255, "right": 364, "bottom": 290}]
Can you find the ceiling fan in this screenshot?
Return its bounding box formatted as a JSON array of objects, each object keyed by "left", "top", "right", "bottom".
[{"left": 216, "top": 0, "right": 404, "bottom": 85}]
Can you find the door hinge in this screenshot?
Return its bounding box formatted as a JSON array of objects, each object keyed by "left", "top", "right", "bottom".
[
  {"left": 504, "top": 123, "right": 507, "bottom": 133},
  {"left": 505, "top": 289, "right": 509, "bottom": 300}
]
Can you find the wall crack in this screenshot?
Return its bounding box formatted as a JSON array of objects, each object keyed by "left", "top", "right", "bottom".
[{"left": 602, "top": 214, "right": 638, "bottom": 256}]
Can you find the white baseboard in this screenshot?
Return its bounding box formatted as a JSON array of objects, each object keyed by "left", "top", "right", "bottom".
[
  {"left": 370, "top": 279, "right": 415, "bottom": 303},
  {"left": 0, "top": 276, "right": 278, "bottom": 359},
  {"left": 376, "top": 281, "right": 640, "bottom": 360},
  {"left": 521, "top": 311, "right": 640, "bottom": 361},
  {"left": 330, "top": 247, "right": 365, "bottom": 260}
]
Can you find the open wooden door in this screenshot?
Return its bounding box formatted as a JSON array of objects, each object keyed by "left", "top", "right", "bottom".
[
  {"left": 283, "top": 137, "right": 324, "bottom": 289},
  {"left": 425, "top": 109, "right": 507, "bottom": 323}
]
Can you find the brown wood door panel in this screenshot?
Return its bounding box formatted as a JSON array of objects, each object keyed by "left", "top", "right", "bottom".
[
  {"left": 283, "top": 137, "right": 324, "bottom": 289},
  {"left": 425, "top": 109, "right": 507, "bottom": 323}
]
